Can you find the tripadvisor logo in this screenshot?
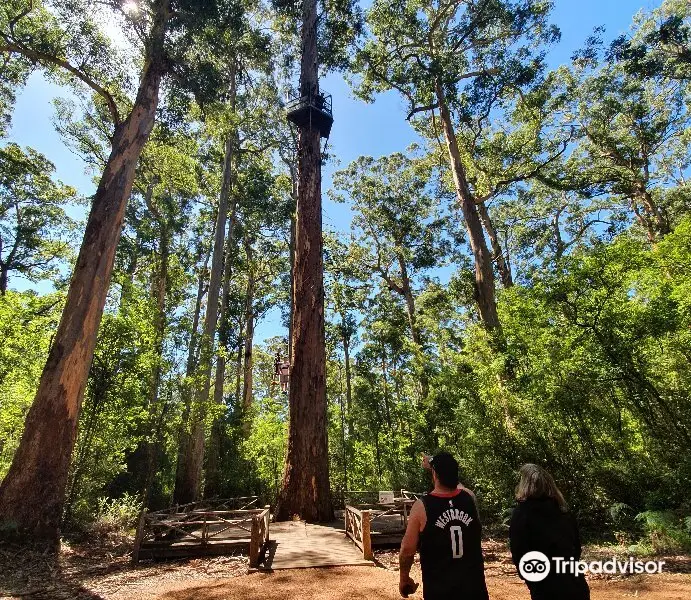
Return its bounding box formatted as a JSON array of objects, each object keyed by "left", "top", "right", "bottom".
[
  {"left": 519, "top": 552, "right": 551, "bottom": 582},
  {"left": 519, "top": 552, "right": 665, "bottom": 582}
]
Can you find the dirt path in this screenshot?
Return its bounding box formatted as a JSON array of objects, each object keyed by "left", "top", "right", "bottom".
[
  {"left": 106, "top": 566, "right": 691, "bottom": 600},
  {"left": 2, "top": 538, "right": 691, "bottom": 599}
]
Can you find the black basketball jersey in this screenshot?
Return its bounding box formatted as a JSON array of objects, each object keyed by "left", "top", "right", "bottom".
[{"left": 419, "top": 489, "right": 489, "bottom": 600}]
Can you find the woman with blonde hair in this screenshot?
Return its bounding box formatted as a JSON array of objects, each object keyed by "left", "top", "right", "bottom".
[{"left": 509, "top": 464, "right": 590, "bottom": 600}]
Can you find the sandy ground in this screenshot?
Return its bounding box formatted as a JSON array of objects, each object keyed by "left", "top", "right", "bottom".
[
  {"left": 2, "top": 537, "right": 690, "bottom": 599},
  {"left": 107, "top": 567, "right": 691, "bottom": 600}
]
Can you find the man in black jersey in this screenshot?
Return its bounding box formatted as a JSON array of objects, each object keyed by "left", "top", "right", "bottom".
[{"left": 399, "top": 452, "right": 489, "bottom": 599}]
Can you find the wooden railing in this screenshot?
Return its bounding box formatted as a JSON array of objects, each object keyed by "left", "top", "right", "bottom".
[
  {"left": 249, "top": 506, "right": 271, "bottom": 568},
  {"left": 132, "top": 500, "right": 269, "bottom": 564},
  {"left": 400, "top": 489, "right": 422, "bottom": 501},
  {"left": 344, "top": 505, "right": 373, "bottom": 560},
  {"left": 147, "top": 496, "right": 259, "bottom": 516}
]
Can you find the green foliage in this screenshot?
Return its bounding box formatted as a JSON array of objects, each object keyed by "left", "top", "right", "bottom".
[
  {"left": 634, "top": 510, "right": 691, "bottom": 553},
  {"left": 93, "top": 493, "right": 143, "bottom": 532},
  {"left": 65, "top": 295, "right": 159, "bottom": 523},
  {"left": 0, "top": 143, "right": 78, "bottom": 291},
  {"left": 0, "top": 291, "right": 63, "bottom": 477},
  {"left": 609, "top": 0, "right": 691, "bottom": 81}
]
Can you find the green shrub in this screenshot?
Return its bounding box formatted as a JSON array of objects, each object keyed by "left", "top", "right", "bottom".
[
  {"left": 634, "top": 510, "right": 691, "bottom": 553},
  {"left": 92, "top": 493, "right": 143, "bottom": 534}
]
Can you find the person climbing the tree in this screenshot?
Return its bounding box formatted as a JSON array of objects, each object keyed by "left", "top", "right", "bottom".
[
  {"left": 398, "top": 451, "right": 489, "bottom": 599},
  {"left": 510, "top": 464, "right": 590, "bottom": 600},
  {"left": 273, "top": 351, "right": 290, "bottom": 394}
]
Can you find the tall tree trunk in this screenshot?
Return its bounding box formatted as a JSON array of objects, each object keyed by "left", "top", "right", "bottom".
[
  {"left": 241, "top": 238, "right": 255, "bottom": 436},
  {"left": 141, "top": 216, "right": 169, "bottom": 505},
  {"left": 175, "top": 60, "right": 236, "bottom": 503},
  {"left": 396, "top": 254, "right": 421, "bottom": 345},
  {"left": 174, "top": 246, "right": 209, "bottom": 503},
  {"left": 0, "top": 264, "right": 8, "bottom": 295},
  {"left": 175, "top": 128, "right": 234, "bottom": 504},
  {"left": 477, "top": 201, "right": 513, "bottom": 288},
  {"left": 275, "top": 0, "right": 333, "bottom": 522},
  {"left": 342, "top": 320, "right": 353, "bottom": 436},
  {"left": 234, "top": 336, "right": 244, "bottom": 407},
  {"left": 0, "top": 6, "right": 168, "bottom": 544},
  {"left": 288, "top": 208, "right": 296, "bottom": 364},
  {"left": 393, "top": 254, "right": 430, "bottom": 402},
  {"left": 434, "top": 81, "right": 501, "bottom": 331},
  {"left": 205, "top": 200, "right": 238, "bottom": 498}
]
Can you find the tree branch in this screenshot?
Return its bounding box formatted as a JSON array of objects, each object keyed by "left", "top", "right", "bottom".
[
  {"left": 406, "top": 103, "right": 439, "bottom": 120},
  {"left": 1, "top": 39, "right": 121, "bottom": 126}
]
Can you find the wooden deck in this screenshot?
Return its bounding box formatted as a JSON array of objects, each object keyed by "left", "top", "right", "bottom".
[
  {"left": 257, "top": 521, "right": 374, "bottom": 570},
  {"left": 133, "top": 498, "right": 270, "bottom": 565},
  {"left": 133, "top": 494, "right": 418, "bottom": 569}
]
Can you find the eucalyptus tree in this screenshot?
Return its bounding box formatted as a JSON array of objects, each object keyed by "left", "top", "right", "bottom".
[
  {"left": 272, "top": 0, "right": 361, "bottom": 522},
  {"left": 543, "top": 45, "right": 691, "bottom": 243},
  {"left": 353, "top": 0, "right": 560, "bottom": 332},
  {"left": 204, "top": 155, "right": 290, "bottom": 496},
  {"left": 174, "top": 7, "right": 277, "bottom": 504},
  {"left": 333, "top": 153, "right": 450, "bottom": 348},
  {"left": 350, "top": 283, "right": 419, "bottom": 489},
  {"left": 495, "top": 183, "right": 627, "bottom": 279},
  {"left": 0, "top": 0, "right": 243, "bottom": 544},
  {"left": 133, "top": 128, "right": 200, "bottom": 504},
  {"left": 323, "top": 232, "right": 368, "bottom": 437},
  {"left": 0, "top": 143, "right": 77, "bottom": 294},
  {"left": 609, "top": 0, "right": 691, "bottom": 82}
]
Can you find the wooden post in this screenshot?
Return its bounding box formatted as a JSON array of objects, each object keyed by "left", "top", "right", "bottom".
[
  {"left": 361, "top": 509, "right": 373, "bottom": 560},
  {"left": 249, "top": 515, "right": 260, "bottom": 568},
  {"left": 264, "top": 505, "right": 271, "bottom": 542},
  {"left": 132, "top": 509, "right": 147, "bottom": 565}
]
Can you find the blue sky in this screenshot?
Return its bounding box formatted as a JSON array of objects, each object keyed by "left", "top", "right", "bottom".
[{"left": 6, "top": 0, "right": 658, "bottom": 343}]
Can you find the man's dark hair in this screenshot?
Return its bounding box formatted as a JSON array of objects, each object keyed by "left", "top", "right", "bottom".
[{"left": 430, "top": 451, "right": 459, "bottom": 489}]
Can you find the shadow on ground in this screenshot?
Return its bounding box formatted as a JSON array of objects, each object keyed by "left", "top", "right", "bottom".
[{"left": 0, "top": 543, "right": 110, "bottom": 599}]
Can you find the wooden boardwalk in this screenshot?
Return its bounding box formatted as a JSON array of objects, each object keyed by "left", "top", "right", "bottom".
[
  {"left": 258, "top": 521, "right": 374, "bottom": 570},
  {"left": 133, "top": 495, "right": 415, "bottom": 569}
]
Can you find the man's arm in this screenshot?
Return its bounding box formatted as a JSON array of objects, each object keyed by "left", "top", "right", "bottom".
[{"left": 399, "top": 499, "right": 425, "bottom": 597}]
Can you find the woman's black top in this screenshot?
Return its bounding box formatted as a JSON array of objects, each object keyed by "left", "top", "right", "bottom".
[
  {"left": 509, "top": 497, "right": 590, "bottom": 600},
  {"left": 419, "top": 489, "right": 489, "bottom": 600}
]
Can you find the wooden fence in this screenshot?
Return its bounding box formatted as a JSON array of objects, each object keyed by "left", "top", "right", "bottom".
[
  {"left": 249, "top": 506, "right": 270, "bottom": 568},
  {"left": 133, "top": 499, "right": 270, "bottom": 564},
  {"left": 344, "top": 505, "right": 373, "bottom": 560}
]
